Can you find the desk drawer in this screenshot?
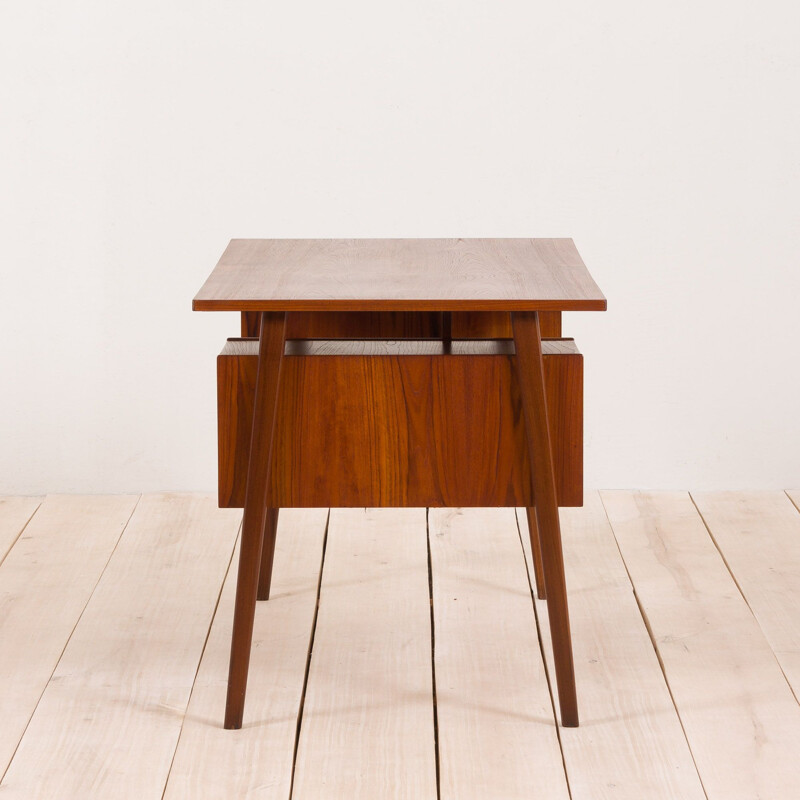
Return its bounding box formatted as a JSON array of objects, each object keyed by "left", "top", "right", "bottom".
[{"left": 217, "top": 339, "right": 583, "bottom": 508}]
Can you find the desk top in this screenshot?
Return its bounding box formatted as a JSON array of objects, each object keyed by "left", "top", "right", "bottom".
[{"left": 193, "top": 238, "right": 606, "bottom": 312}]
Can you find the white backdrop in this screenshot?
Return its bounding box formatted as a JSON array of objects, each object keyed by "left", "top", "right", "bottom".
[{"left": 2, "top": 1, "right": 799, "bottom": 494}]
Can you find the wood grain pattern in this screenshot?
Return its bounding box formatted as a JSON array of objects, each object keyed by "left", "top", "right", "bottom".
[
  {"left": 519, "top": 496, "right": 706, "bottom": 800},
  {"left": 241, "top": 311, "right": 261, "bottom": 338},
  {"left": 692, "top": 491, "right": 800, "bottom": 700},
  {"left": 429, "top": 508, "right": 569, "bottom": 800},
  {"left": 291, "top": 508, "right": 437, "bottom": 799},
  {"left": 451, "top": 310, "right": 562, "bottom": 338},
  {"left": 163, "top": 508, "right": 327, "bottom": 800},
  {"left": 287, "top": 311, "right": 444, "bottom": 338},
  {"left": 217, "top": 346, "right": 257, "bottom": 510},
  {"left": 251, "top": 311, "right": 562, "bottom": 339},
  {"left": 0, "top": 496, "right": 41, "bottom": 567},
  {"left": 270, "top": 347, "right": 579, "bottom": 508},
  {"left": 193, "top": 238, "right": 606, "bottom": 312},
  {"left": 250, "top": 311, "right": 563, "bottom": 340},
  {"left": 602, "top": 491, "right": 800, "bottom": 800},
  {"left": 0, "top": 495, "right": 137, "bottom": 778},
  {"left": 0, "top": 494, "right": 240, "bottom": 799},
  {"left": 217, "top": 339, "right": 583, "bottom": 509}
]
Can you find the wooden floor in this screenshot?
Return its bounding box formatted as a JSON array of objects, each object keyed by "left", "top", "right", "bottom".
[{"left": 1, "top": 493, "right": 800, "bottom": 798}]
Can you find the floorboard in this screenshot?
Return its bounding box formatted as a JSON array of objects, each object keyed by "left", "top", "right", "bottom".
[
  {"left": 2, "top": 493, "right": 799, "bottom": 797},
  {"left": 291, "top": 508, "right": 437, "bottom": 800},
  {"left": 692, "top": 491, "right": 800, "bottom": 702},
  {"left": 0, "top": 494, "right": 138, "bottom": 779},
  {"left": 519, "top": 495, "right": 706, "bottom": 800},
  {"left": 429, "top": 507, "right": 569, "bottom": 800},
  {"left": 162, "top": 508, "right": 328, "bottom": 800},
  {"left": 602, "top": 491, "right": 800, "bottom": 800},
  {"left": 0, "top": 494, "right": 240, "bottom": 799},
  {"left": 0, "top": 496, "right": 41, "bottom": 566}
]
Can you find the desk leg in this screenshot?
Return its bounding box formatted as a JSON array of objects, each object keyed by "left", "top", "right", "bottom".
[
  {"left": 225, "top": 311, "right": 287, "bottom": 729},
  {"left": 512, "top": 311, "right": 578, "bottom": 727},
  {"left": 524, "top": 507, "right": 547, "bottom": 600},
  {"left": 257, "top": 507, "right": 280, "bottom": 601}
]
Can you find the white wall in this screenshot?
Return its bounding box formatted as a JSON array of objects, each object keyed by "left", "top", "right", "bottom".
[{"left": 1, "top": 1, "right": 799, "bottom": 494}]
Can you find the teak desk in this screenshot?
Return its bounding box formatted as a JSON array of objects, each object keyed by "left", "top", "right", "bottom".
[{"left": 193, "top": 238, "right": 606, "bottom": 729}]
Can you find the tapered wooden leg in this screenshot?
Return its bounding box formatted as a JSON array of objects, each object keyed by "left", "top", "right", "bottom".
[
  {"left": 525, "top": 507, "right": 547, "bottom": 600},
  {"left": 225, "top": 312, "right": 287, "bottom": 730},
  {"left": 257, "top": 507, "right": 280, "bottom": 601},
  {"left": 512, "top": 311, "right": 578, "bottom": 727}
]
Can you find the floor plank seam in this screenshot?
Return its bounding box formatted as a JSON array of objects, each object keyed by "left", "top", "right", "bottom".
[
  {"left": 288, "top": 508, "right": 331, "bottom": 800},
  {"left": 0, "top": 494, "right": 143, "bottom": 787},
  {"left": 688, "top": 493, "right": 755, "bottom": 617},
  {"left": 0, "top": 499, "right": 42, "bottom": 570},
  {"left": 7, "top": 496, "right": 798, "bottom": 797},
  {"left": 689, "top": 492, "right": 800, "bottom": 708},
  {"left": 425, "top": 508, "right": 441, "bottom": 800},
  {"left": 513, "top": 508, "right": 573, "bottom": 800},
  {"left": 598, "top": 494, "right": 710, "bottom": 800},
  {"left": 159, "top": 518, "right": 241, "bottom": 800}
]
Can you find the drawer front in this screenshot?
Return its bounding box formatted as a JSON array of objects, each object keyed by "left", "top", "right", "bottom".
[{"left": 217, "top": 339, "right": 582, "bottom": 508}]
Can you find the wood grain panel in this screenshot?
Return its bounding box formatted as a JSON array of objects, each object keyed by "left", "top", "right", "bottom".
[
  {"left": 287, "top": 311, "right": 443, "bottom": 338},
  {"left": 250, "top": 311, "right": 559, "bottom": 340},
  {"left": 194, "top": 238, "right": 607, "bottom": 312},
  {"left": 217, "top": 348, "right": 257, "bottom": 513},
  {"left": 240, "top": 311, "right": 261, "bottom": 337},
  {"left": 451, "top": 310, "right": 562, "bottom": 338},
  {"left": 217, "top": 340, "right": 583, "bottom": 509}
]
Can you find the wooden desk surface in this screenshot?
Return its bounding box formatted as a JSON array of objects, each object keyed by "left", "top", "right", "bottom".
[{"left": 193, "top": 238, "right": 606, "bottom": 312}]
